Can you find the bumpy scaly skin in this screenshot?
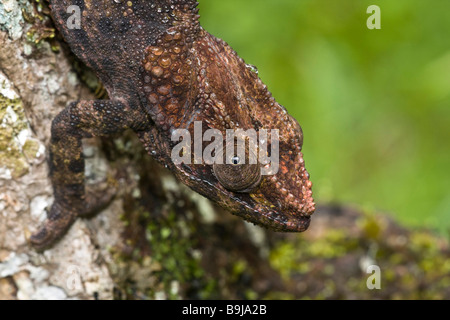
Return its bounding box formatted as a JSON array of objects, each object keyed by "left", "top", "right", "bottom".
[{"left": 30, "top": 0, "right": 315, "bottom": 250}]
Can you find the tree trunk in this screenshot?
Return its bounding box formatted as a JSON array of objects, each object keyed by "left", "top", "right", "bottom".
[{"left": 1, "top": 0, "right": 118, "bottom": 299}]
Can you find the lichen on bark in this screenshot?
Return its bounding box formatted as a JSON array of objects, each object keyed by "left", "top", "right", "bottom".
[{"left": 0, "top": 72, "right": 43, "bottom": 179}]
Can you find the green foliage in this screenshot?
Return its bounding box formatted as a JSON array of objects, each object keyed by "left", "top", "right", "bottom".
[{"left": 199, "top": 0, "right": 450, "bottom": 231}]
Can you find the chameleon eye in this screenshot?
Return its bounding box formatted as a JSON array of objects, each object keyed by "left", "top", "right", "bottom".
[
  {"left": 213, "top": 144, "right": 262, "bottom": 193},
  {"left": 231, "top": 156, "right": 240, "bottom": 165}
]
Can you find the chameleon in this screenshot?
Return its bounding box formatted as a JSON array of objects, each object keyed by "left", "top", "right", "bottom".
[{"left": 30, "top": 0, "right": 315, "bottom": 250}]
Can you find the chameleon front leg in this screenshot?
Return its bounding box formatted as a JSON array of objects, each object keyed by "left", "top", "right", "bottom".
[{"left": 30, "top": 99, "right": 146, "bottom": 251}]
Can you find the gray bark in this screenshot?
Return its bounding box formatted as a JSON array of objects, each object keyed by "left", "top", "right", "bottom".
[{"left": 0, "top": 1, "right": 117, "bottom": 299}]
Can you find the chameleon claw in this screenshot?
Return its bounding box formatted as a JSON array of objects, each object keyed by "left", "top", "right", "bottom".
[
  {"left": 30, "top": 185, "right": 116, "bottom": 251},
  {"left": 30, "top": 203, "right": 77, "bottom": 251}
]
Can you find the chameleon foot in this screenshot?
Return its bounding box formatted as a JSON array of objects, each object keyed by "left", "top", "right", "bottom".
[
  {"left": 30, "top": 202, "right": 77, "bottom": 251},
  {"left": 30, "top": 187, "right": 116, "bottom": 251}
]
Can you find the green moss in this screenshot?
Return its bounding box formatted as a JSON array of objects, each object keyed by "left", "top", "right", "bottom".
[
  {"left": 410, "top": 232, "right": 439, "bottom": 255},
  {"left": 270, "top": 228, "right": 358, "bottom": 281},
  {"left": 263, "top": 291, "right": 295, "bottom": 300},
  {"left": 358, "top": 214, "right": 385, "bottom": 240},
  {"left": 267, "top": 209, "right": 450, "bottom": 299},
  {"left": 307, "top": 229, "right": 354, "bottom": 258},
  {"left": 145, "top": 210, "right": 204, "bottom": 299},
  {"left": 112, "top": 207, "right": 217, "bottom": 300},
  {"left": 21, "top": 0, "right": 59, "bottom": 51},
  {"left": 269, "top": 242, "right": 298, "bottom": 280},
  {"left": 231, "top": 259, "right": 248, "bottom": 281}
]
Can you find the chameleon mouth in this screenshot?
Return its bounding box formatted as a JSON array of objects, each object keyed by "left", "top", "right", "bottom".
[
  {"left": 231, "top": 192, "right": 315, "bottom": 232},
  {"left": 238, "top": 179, "right": 315, "bottom": 232},
  {"left": 258, "top": 209, "right": 312, "bottom": 232},
  {"left": 270, "top": 194, "right": 315, "bottom": 232}
]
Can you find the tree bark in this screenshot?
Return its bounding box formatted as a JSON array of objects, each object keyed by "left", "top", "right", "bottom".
[{"left": 0, "top": 0, "right": 115, "bottom": 299}]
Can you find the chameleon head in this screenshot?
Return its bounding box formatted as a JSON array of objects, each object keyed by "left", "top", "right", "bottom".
[
  {"left": 134, "top": 4, "right": 315, "bottom": 232},
  {"left": 166, "top": 30, "right": 315, "bottom": 232}
]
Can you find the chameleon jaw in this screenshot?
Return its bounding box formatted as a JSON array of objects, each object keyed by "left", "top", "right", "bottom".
[
  {"left": 227, "top": 190, "right": 314, "bottom": 232},
  {"left": 235, "top": 206, "right": 312, "bottom": 232}
]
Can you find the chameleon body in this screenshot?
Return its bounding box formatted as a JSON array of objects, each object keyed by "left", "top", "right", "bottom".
[{"left": 30, "top": 0, "right": 315, "bottom": 250}]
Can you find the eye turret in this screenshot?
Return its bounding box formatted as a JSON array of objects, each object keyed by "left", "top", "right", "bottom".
[{"left": 213, "top": 141, "right": 262, "bottom": 193}]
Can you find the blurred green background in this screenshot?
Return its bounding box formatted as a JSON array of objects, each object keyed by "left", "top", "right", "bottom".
[{"left": 199, "top": 0, "right": 450, "bottom": 232}]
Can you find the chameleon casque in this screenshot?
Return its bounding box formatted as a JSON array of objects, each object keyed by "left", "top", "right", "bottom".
[{"left": 30, "top": 0, "right": 315, "bottom": 250}]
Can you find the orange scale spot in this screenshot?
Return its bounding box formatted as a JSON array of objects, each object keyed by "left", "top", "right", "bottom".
[
  {"left": 164, "top": 34, "right": 173, "bottom": 42},
  {"left": 159, "top": 56, "right": 172, "bottom": 68},
  {"left": 173, "top": 32, "right": 182, "bottom": 40},
  {"left": 148, "top": 93, "right": 159, "bottom": 104},
  {"left": 170, "top": 62, "right": 180, "bottom": 72},
  {"left": 151, "top": 66, "right": 164, "bottom": 77},
  {"left": 148, "top": 54, "right": 158, "bottom": 61},
  {"left": 172, "top": 75, "right": 183, "bottom": 85},
  {"left": 165, "top": 103, "right": 179, "bottom": 113},
  {"left": 157, "top": 85, "right": 171, "bottom": 95},
  {"left": 151, "top": 47, "right": 164, "bottom": 56},
  {"left": 144, "top": 62, "right": 152, "bottom": 71}
]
